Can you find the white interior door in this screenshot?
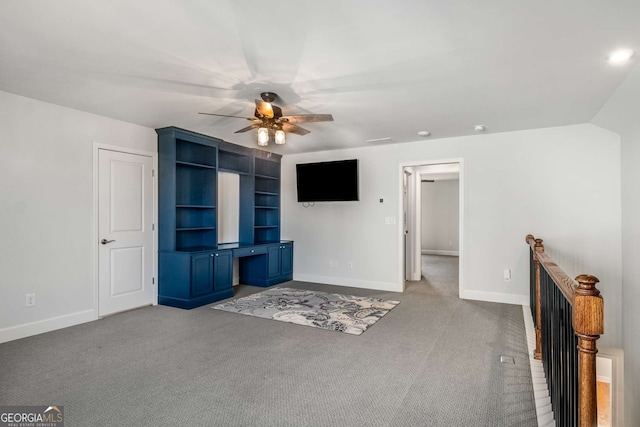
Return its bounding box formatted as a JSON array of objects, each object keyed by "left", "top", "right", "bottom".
[{"left": 98, "top": 149, "right": 154, "bottom": 316}]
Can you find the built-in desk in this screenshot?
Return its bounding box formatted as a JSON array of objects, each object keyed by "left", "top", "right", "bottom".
[{"left": 158, "top": 241, "right": 293, "bottom": 309}]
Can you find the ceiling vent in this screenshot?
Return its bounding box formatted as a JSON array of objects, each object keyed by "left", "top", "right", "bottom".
[{"left": 366, "top": 137, "right": 395, "bottom": 144}]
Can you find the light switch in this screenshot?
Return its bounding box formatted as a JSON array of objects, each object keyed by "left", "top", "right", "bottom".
[{"left": 385, "top": 217, "right": 396, "bottom": 225}]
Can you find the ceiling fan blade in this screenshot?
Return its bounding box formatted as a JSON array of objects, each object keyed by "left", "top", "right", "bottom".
[
  {"left": 280, "top": 114, "right": 334, "bottom": 124},
  {"left": 199, "top": 112, "right": 256, "bottom": 120},
  {"left": 271, "top": 105, "right": 283, "bottom": 119},
  {"left": 254, "top": 100, "right": 274, "bottom": 118},
  {"left": 234, "top": 123, "right": 263, "bottom": 134},
  {"left": 282, "top": 123, "right": 310, "bottom": 136}
]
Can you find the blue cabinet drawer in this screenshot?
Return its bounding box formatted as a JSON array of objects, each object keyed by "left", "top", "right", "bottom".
[{"left": 233, "top": 246, "right": 267, "bottom": 258}]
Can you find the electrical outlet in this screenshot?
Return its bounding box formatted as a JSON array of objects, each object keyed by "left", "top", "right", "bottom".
[
  {"left": 329, "top": 259, "right": 337, "bottom": 268},
  {"left": 348, "top": 261, "right": 354, "bottom": 270},
  {"left": 25, "top": 293, "right": 36, "bottom": 307}
]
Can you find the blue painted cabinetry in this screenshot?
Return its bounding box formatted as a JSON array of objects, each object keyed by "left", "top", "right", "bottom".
[
  {"left": 242, "top": 242, "right": 294, "bottom": 287},
  {"left": 158, "top": 249, "right": 233, "bottom": 309},
  {"left": 157, "top": 127, "right": 292, "bottom": 309}
]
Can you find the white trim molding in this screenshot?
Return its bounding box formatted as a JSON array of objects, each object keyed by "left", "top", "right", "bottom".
[
  {"left": 421, "top": 250, "right": 460, "bottom": 256},
  {"left": 293, "top": 274, "right": 399, "bottom": 293},
  {"left": 462, "top": 289, "right": 529, "bottom": 306},
  {"left": 0, "top": 309, "right": 96, "bottom": 344}
]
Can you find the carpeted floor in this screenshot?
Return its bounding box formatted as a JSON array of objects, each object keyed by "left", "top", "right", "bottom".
[{"left": 0, "top": 257, "right": 537, "bottom": 426}]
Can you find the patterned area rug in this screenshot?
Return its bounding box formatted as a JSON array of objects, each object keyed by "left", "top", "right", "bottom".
[{"left": 212, "top": 287, "right": 400, "bottom": 336}]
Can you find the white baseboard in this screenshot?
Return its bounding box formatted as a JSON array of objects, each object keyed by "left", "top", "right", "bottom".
[
  {"left": 460, "top": 289, "right": 528, "bottom": 306},
  {"left": 293, "top": 274, "right": 400, "bottom": 293},
  {"left": 421, "top": 250, "right": 459, "bottom": 256},
  {"left": 0, "top": 309, "right": 97, "bottom": 344}
]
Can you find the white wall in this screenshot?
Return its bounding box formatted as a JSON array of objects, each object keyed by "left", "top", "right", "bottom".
[
  {"left": 281, "top": 123, "right": 622, "bottom": 349},
  {"left": 421, "top": 180, "right": 459, "bottom": 254},
  {"left": 592, "top": 63, "right": 640, "bottom": 427},
  {"left": 0, "top": 90, "right": 156, "bottom": 342}
]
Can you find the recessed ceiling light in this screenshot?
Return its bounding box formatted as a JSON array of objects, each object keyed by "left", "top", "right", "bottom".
[
  {"left": 473, "top": 125, "right": 486, "bottom": 132},
  {"left": 417, "top": 131, "right": 431, "bottom": 137},
  {"left": 608, "top": 49, "right": 634, "bottom": 64}
]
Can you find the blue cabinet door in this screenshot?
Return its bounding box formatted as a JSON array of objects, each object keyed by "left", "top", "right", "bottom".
[
  {"left": 267, "top": 244, "right": 281, "bottom": 278},
  {"left": 281, "top": 243, "right": 293, "bottom": 276},
  {"left": 191, "top": 253, "right": 214, "bottom": 297},
  {"left": 213, "top": 250, "right": 232, "bottom": 291}
]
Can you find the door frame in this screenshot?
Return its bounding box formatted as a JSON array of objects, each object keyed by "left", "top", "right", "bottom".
[
  {"left": 398, "top": 158, "right": 464, "bottom": 294},
  {"left": 93, "top": 142, "right": 158, "bottom": 318}
]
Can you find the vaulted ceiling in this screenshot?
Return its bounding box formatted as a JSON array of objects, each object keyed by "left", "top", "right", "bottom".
[{"left": 1, "top": 1, "right": 638, "bottom": 154}]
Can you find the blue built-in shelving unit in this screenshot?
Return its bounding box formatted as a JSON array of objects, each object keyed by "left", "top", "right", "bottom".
[{"left": 157, "top": 127, "right": 292, "bottom": 309}]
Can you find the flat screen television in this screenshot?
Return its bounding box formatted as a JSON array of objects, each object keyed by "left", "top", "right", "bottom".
[{"left": 296, "top": 159, "right": 359, "bottom": 202}]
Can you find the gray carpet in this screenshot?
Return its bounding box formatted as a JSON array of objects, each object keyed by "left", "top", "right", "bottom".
[{"left": 0, "top": 258, "right": 537, "bottom": 426}]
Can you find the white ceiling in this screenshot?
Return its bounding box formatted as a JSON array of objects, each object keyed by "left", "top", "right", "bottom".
[{"left": 1, "top": 1, "right": 638, "bottom": 154}]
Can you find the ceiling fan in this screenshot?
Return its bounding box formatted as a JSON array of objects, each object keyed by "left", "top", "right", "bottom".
[{"left": 199, "top": 92, "right": 333, "bottom": 146}]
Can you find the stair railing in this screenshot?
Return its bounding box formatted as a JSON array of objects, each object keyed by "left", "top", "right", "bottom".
[{"left": 526, "top": 234, "right": 604, "bottom": 427}]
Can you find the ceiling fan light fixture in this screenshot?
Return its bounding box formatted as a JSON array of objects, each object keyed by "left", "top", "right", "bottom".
[
  {"left": 257, "top": 127, "right": 269, "bottom": 146},
  {"left": 274, "top": 129, "right": 286, "bottom": 145}
]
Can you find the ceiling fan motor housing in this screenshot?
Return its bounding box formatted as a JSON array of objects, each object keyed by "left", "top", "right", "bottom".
[{"left": 260, "top": 92, "right": 278, "bottom": 103}]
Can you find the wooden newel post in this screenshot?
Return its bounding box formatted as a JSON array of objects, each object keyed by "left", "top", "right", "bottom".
[
  {"left": 573, "top": 274, "right": 604, "bottom": 427},
  {"left": 533, "top": 238, "right": 544, "bottom": 360}
]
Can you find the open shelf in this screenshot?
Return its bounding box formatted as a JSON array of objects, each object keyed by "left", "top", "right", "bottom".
[
  {"left": 254, "top": 209, "right": 278, "bottom": 227},
  {"left": 254, "top": 156, "right": 280, "bottom": 245},
  {"left": 176, "top": 206, "right": 216, "bottom": 229},
  {"left": 176, "top": 139, "right": 216, "bottom": 167},
  {"left": 254, "top": 174, "right": 278, "bottom": 180},
  {"left": 219, "top": 149, "right": 252, "bottom": 174},
  {"left": 176, "top": 227, "right": 216, "bottom": 231},
  {"left": 255, "top": 157, "right": 280, "bottom": 178},
  {"left": 176, "top": 228, "right": 217, "bottom": 251},
  {"left": 175, "top": 165, "right": 216, "bottom": 206},
  {"left": 219, "top": 168, "right": 251, "bottom": 175},
  {"left": 176, "top": 160, "right": 216, "bottom": 170},
  {"left": 254, "top": 227, "right": 280, "bottom": 243}
]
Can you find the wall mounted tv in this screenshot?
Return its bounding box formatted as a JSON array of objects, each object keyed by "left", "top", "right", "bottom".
[{"left": 296, "top": 159, "right": 359, "bottom": 202}]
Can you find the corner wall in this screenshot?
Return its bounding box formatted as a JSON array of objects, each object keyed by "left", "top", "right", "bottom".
[
  {"left": 0, "top": 90, "right": 157, "bottom": 342},
  {"left": 592, "top": 63, "right": 640, "bottom": 427},
  {"left": 281, "top": 123, "right": 622, "bottom": 348}
]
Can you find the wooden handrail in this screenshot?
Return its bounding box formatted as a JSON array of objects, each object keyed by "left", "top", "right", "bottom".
[
  {"left": 526, "top": 234, "right": 604, "bottom": 427},
  {"left": 526, "top": 235, "right": 577, "bottom": 305}
]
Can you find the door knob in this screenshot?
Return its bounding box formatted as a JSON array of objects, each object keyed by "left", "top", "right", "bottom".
[{"left": 101, "top": 239, "right": 116, "bottom": 245}]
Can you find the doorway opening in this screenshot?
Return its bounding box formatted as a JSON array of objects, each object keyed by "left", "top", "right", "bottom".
[{"left": 401, "top": 160, "right": 463, "bottom": 296}]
